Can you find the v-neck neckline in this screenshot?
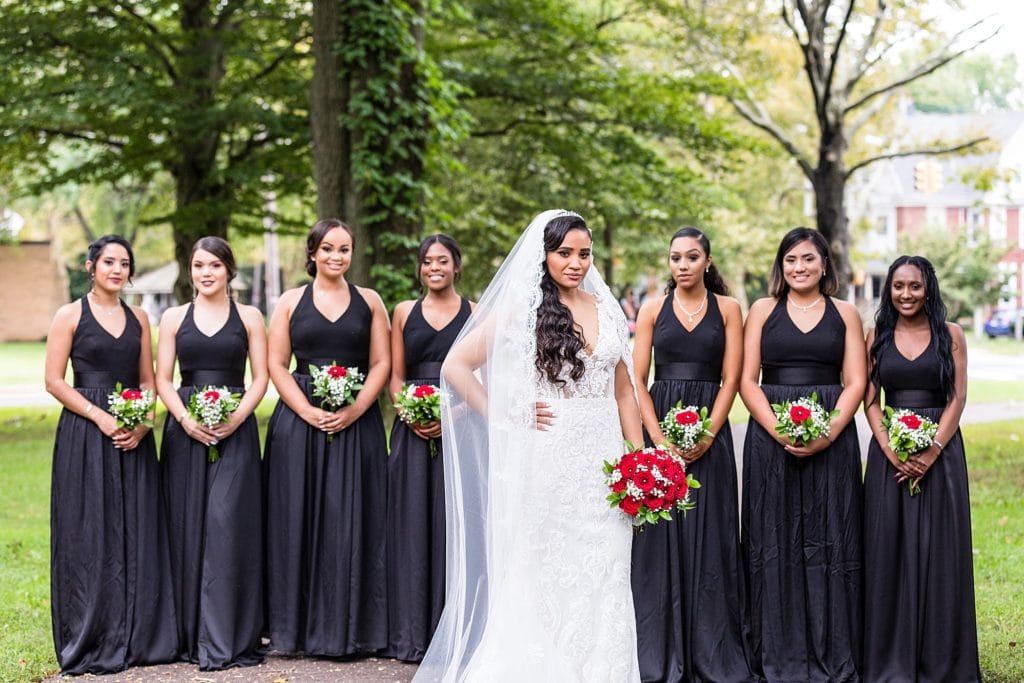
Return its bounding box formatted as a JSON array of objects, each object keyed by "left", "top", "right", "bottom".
[
  {"left": 419, "top": 298, "right": 464, "bottom": 333},
  {"left": 87, "top": 295, "right": 128, "bottom": 340},
  {"left": 310, "top": 282, "right": 352, "bottom": 324}
]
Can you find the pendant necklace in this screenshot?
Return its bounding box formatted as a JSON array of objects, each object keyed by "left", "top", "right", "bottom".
[
  {"left": 788, "top": 295, "right": 823, "bottom": 313},
  {"left": 89, "top": 291, "right": 118, "bottom": 316},
  {"left": 674, "top": 291, "right": 707, "bottom": 323}
]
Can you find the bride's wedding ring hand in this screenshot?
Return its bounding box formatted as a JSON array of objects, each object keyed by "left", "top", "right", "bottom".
[{"left": 534, "top": 401, "right": 556, "bottom": 431}]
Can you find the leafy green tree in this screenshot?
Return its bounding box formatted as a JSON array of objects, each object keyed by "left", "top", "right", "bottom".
[
  {"left": 672, "top": 0, "right": 995, "bottom": 292},
  {"left": 909, "top": 52, "right": 1023, "bottom": 113},
  {"left": 0, "top": 0, "right": 312, "bottom": 301},
  {"left": 898, "top": 228, "right": 1007, "bottom": 320},
  {"left": 425, "top": 0, "right": 747, "bottom": 295}
]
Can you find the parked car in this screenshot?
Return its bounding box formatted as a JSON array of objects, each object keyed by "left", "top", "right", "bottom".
[{"left": 984, "top": 309, "right": 1023, "bottom": 339}]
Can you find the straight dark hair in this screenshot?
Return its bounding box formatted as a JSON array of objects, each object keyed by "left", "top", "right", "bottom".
[
  {"left": 869, "top": 255, "right": 955, "bottom": 402},
  {"left": 306, "top": 218, "right": 354, "bottom": 277},
  {"left": 768, "top": 227, "right": 838, "bottom": 298},
  {"left": 87, "top": 234, "right": 136, "bottom": 282},
  {"left": 418, "top": 234, "right": 463, "bottom": 284},
  {"left": 191, "top": 236, "right": 237, "bottom": 282},
  {"left": 536, "top": 213, "right": 592, "bottom": 386},
  {"left": 663, "top": 227, "right": 729, "bottom": 295}
]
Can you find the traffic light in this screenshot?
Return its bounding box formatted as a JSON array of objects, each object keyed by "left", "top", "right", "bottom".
[{"left": 913, "top": 159, "right": 943, "bottom": 194}]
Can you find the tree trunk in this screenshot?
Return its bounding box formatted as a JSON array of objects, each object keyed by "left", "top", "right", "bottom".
[
  {"left": 310, "top": 0, "right": 366, "bottom": 283},
  {"left": 170, "top": 0, "right": 229, "bottom": 303},
  {"left": 813, "top": 131, "right": 852, "bottom": 296}
]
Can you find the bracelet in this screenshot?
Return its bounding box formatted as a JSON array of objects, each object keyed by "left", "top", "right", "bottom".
[
  {"left": 84, "top": 403, "right": 94, "bottom": 415},
  {"left": 179, "top": 410, "right": 188, "bottom": 423},
  {"left": 932, "top": 439, "right": 944, "bottom": 451}
]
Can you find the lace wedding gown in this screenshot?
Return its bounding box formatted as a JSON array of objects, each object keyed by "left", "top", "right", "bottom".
[{"left": 462, "top": 293, "right": 640, "bottom": 682}]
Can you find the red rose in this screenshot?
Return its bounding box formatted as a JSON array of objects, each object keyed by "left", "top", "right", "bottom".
[
  {"left": 619, "top": 459, "right": 637, "bottom": 478},
  {"left": 899, "top": 414, "right": 922, "bottom": 430},
  {"left": 611, "top": 478, "right": 627, "bottom": 494},
  {"left": 663, "top": 484, "right": 677, "bottom": 502},
  {"left": 639, "top": 452, "right": 656, "bottom": 468},
  {"left": 789, "top": 405, "right": 811, "bottom": 424},
  {"left": 121, "top": 389, "right": 142, "bottom": 400},
  {"left": 634, "top": 470, "right": 655, "bottom": 493},
  {"left": 621, "top": 497, "right": 641, "bottom": 516},
  {"left": 676, "top": 479, "right": 688, "bottom": 499},
  {"left": 327, "top": 365, "right": 347, "bottom": 378},
  {"left": 646, "top": 495, "right": 665, "bottom": 511},
  {"left": 203, "top": 390, "right": 221, "bottom": 403},
  {"left": 412, "top": 385, "right": 436, "bottom": 399},
  {"left": 675, "top": 410, "right": 699, "bottom": 426}
]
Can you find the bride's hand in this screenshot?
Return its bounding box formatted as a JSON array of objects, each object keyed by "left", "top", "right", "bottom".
[{"left": 534, "top": 401, "right": 555, "bottom": 431}]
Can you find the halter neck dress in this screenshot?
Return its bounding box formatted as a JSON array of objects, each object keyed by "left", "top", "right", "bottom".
[
  {"left": 159, "top": 301, "right": 264, "bottom": 669},
  {"left": 862, "top": 333, "right": 979, "bottom": 682},
  {"left": 631, "top": 293, "right": 756, "bottom": 683},
  {"left": 263, "top": 282, "right": 388, "bottom": 655},
  {"left": 50, "top": 296, "right": 177, "bottom": 674},
  {"left": 741, "top": 297, "right": 863, "bottom": 683},
  {"left": 384, "top": 297, "right": 471, "bottom": 662}
]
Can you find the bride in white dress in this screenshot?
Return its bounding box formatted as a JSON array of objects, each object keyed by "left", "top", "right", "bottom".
[{"left": 414, "top": 210, "right": 643, "bottom": 682}]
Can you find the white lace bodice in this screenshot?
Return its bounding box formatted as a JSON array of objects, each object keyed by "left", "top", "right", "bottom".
[{"left": 535, "top": 293, "right": 630, "bottom": 400}]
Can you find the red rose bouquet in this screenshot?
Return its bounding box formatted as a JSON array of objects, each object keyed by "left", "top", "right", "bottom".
[
  {"left": 187, "top": 385, "right": 242, "bottom": 462},
  {"left": 882, "top": 406, "right": 939, "bottom": 496},
  {"left": 604, "top": 446, "right": 701, "bottom": 528},
  {"left": 659, "top": 402, "right": 713, "bottom": 452},
  {"left": 772, "top": 392, "right": 838, "bottom": 446},
  {"left": 394, "top": 383, "right": 443, "bottom": 456},
  {"left": 309, "top": 362, "right": 365, "bottom": 442},
  {"left": 106, "top": 382, "right": 154, "bottom": 431}
]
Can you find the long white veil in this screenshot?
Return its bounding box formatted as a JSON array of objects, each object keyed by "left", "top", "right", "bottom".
[{"left": 414, "top": 210, "right": 633, "bottom": 682}]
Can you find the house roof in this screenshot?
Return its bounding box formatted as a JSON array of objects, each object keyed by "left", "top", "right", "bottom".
[
  {"left": 886, "top": 110, "right": 1024, "bottom": 205},
  {"left": 127, "top": 261, "right": 250, "bottom": 295}
]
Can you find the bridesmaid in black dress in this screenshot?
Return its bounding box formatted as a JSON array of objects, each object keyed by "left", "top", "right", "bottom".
[
  {"left": 155, "top": 237, "right": 268, "bottom": 669},
  {"left": 264, "top": 218, "right": 391, "bottom": 655},
  {"left": 862, "top": 256, "right": 978, "bottom": 682},
  {"left": 739, "top": 227, "right": 866, "bottom": 683},
  {"left": 630, "top": 228, "right": 754, "bottom": 683},
  {"left": 384, "top": 234, "right": 473, "bottom": 661},
  {"left": 44, "top": 235, "right": 177, "bottom": 674}
]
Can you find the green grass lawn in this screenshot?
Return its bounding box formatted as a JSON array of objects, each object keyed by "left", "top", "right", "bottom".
[{"left": 1, "top": 405, "right": 1022, "bottom": 681}]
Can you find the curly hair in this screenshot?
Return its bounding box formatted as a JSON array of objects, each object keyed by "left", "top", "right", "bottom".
[
  {"left": 535, "top": 214, "right": 592, "bottom": 386},
  {"left": 663, "top": 227, "right": 729, "bottom": 295},
  {"left": 869, "top": 255, "right": 956, "bottom": 402}
]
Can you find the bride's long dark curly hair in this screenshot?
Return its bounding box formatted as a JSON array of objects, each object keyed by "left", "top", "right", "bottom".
[
  {"left": 535, "top": 214, "right": 592, "bottom": 386},
  {"left": 869, "top": 255, "right": 956, "bottom": 401}
]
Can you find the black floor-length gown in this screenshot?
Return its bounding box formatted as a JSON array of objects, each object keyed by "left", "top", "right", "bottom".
[
  {"left": 264, "top": 283, "right": 388, "bottom": 655},
  {"left": 50, "top": 296, "right": 178, "bottom": 675},
  {"left": 384, "top": 298, "right": 471, "bottom": 662},
  {"left": 631, "top": 294, "right": 756, "bottom": 683},
  {"left": 742, "top": 297, "right": 862, "bottom": 683},
  {"left": 160, "top": 302, "right": 264, "bottom": 669},
  {"left": 862, "top": 337, "right": 979, "bottom": 682}
]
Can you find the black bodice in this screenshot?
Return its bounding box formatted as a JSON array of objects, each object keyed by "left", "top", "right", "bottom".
[
  {"left": 760, "top": 296, "right": 845, "bottom": 384},
  {"left": 652, "top": 293, "right": 725, "bottom": 381},
  {"left": 72, "top": 296, "right": 142, "bottom": 388},
  {"left": 290, "top": 282, "right": 372, "bottom": 373},
  {"left": 875, "top": 334, "right": 947, "bottom": 409},
  {"left": 402, "top": 298, "right": 471, "bottom": 381},
  {"left": 176, "top": 302, "right": 248, "bottom": 387}
]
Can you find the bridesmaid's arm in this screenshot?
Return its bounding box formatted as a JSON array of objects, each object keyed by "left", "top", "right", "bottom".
[
  {"left": 332, "top": 287, "right": 391, "bottom": 430},
  {"left": 389, "top": 300, "right": 413, "bottom": 400},
  {"left": 685, "top": 294, "right": 744, "bottom": 462},
  {"left": 905, "top": 323, "right": 968, "bottom": 486},
  {"left": 615, "top": 359, "right": 644, "bottom": 447},
  {"left": 442, "top": 322, "right": 490, "bottom": 418},
  {"left": 738, "top": 298, "right": 784, "bottom": 442},
  {"left": 631, "top": 297, "right": 663, "bottom": 444},
  {"left": 268, "top": 287, "right": 330, "bottom": 429}
]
